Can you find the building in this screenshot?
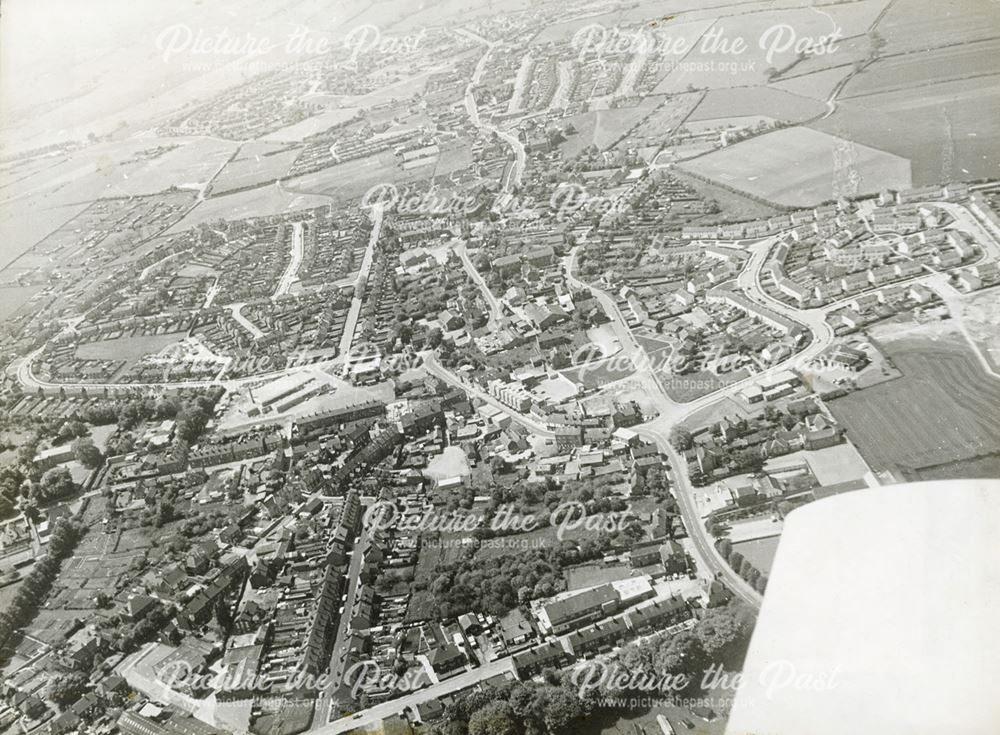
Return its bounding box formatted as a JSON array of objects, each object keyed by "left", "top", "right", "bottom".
[
  {"left": 626, "top": 597, "right": 691, "bottom": 634},
  {"left": 565, "top": 618, "right": 630, "bottom": 657},
  {"left": 513, "top": 641, "right": 572, "bottom": 678},
  {"left": 537, "top": 584, "right": 620, "bottom": 634}
]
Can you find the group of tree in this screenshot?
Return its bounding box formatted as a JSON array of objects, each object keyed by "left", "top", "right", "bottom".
[
  {"left": 601, "top": 602, "right": 757, "bottom": 696},
  {"left": 72, "top": 437, "right": 104, "bottom": 469},
  {"left": 0, "top": 517, "right": 87, "bottom": 654},
  {"left": 416, "top": 536, "right": 617, "bottom": 619},
  {"left": 716, "top": 540, "right": 768, "bottom": 595},
  {"left": 432, "top": 679, "right": 585, "bottom": 735}
]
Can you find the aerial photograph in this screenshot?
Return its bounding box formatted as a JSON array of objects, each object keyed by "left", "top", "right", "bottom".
[{"left": 0, "top": 1, "right": 998, "bottom": 734}]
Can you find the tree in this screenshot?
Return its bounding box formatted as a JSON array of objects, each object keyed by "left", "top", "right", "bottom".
[
  {"left": 669, "top": 427, "right": 694, "bottom": 451},
  {"left": 696, "top": 606, "right": 746, "bottom": 662},
  {"left": 468, "top": 702, "right": 519, "bottom": 735},
  {"left": 728, "top": 550, "right": 744, "bottom": 570},
  {"left": 541, "top": 688, "right": 583, "bottom": 732},
  {"left": 49, "top": 672, "right": 89, "bottom": 708},
  {"left": 38, "top": 467, "right": 75, "bottom": 501},
  {"left": 72, "top": 438, "right": 104, "bottom": 469}
]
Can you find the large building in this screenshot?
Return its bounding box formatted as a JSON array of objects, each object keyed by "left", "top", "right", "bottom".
[{"left": 726, "top": 480, "right": 1000, "bottom": 735}]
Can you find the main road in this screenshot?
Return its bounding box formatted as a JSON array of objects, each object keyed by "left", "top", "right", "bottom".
[{"left": 463, "top": 40, "right": 526, "bottom": 196}]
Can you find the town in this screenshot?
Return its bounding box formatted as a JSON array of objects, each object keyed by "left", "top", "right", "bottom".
[{"left": 1, "top": 2, "right": 999, "bottom": 735}]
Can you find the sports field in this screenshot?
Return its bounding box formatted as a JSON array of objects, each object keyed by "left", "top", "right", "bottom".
[
  {"left": 75, "top": 332, "right": 187, "bottom": 364},
  {"left": 678, "top": 126, "right": 911, "bottom": 207},
  {"left": 827, "top": 335, "right": 1000, "bottom": 474}
]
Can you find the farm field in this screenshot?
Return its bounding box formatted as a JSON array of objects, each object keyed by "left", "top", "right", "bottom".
[
  {"left": 840, "top": 41, "right": 1000, "bottom": 100},
  {"left": 914, "top": 453, "right": 1000, "bottom": 483},
  {"left": 875, "top": 0, "right": 1000, "bottom": 55},
  {"left": 651, "top": 0, "right": 884, "bottom": 95},
  {"left": 210, "top": 140, "right": 303, "bottom": 195},
  {"left": 812, "top": 74, "right": 1000, "bottom": 184},
  {"left": 773, "top": 65, "right": 854, "bottom": 102},
  {"left": 0, "top": 285, "right": 44, "bottom": 320},
  {"left": 827, "top": 335, "right": 1000, "bottom": 474},
  {"left": 687, "top": 87, "right": 826, "bottom": 125},
  {"left": 961, "top": 288, "right": 1000, "bottom": 372},
  {"left": 165, "top": 183, "right": 330, "bottom": 233},
  {"left": 678, "top": 126, "right": 911, "bottom": 207}
]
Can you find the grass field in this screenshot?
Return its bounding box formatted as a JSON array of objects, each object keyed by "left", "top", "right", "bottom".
[
  {"left": 678, "top": 126, "right": 911, "bottom": 207},
  {"left": 876, "top": 0, "right": 1000, "bottom": 55},
  {"left": 813, "top": 73, "right": 1000, "bottom": 184},
  {"left": 561, "top": 357, "right": 635, "bottom": 389},
  {"left": 670, "top": 167, "right": 782, "bottom": 222},
  {"left": 827, "top": 335, "right": 1000, "bottom": 474},
  {"left": 732, "top": 535, "right": 780, "bottom": 575},
  {"left": 661, "top": 368, "right": 750, "bottom": 403},
  {"left": 211, "top": 141, "right": 302, "bottom": 195},
  {"left": 686, "top": 87, "right": 826, "bottom": 125},
  {"left": 75, "top": 332, "right": 187, "bottom": 363},
  {"left": 559, "top": 104, "right": 663, "bottom": 156},
  {"left": 841, "top": 41, "right": 1000, "bottom": 100}
]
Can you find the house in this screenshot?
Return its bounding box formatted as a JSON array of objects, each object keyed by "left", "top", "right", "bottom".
[
  {"left": 537, "top": 584, "right": 620, "bottom": 634},
  {"left": 565, "top": 618, "right": 629, "bottom": 657},
  {"left": 908, "top": 284, "right": 935, "bottom": 303},
  {"left": 499, "top": 608, "right": 534, "bottom": 650},
  {"left": 493, "top": 253, "right": 523, "bottom": 275},
  {"left": 629, "top": 540, "right": 663, "bottom": 569},
  {"left": 525, "top": 245, "right": 556, "bottom": 267},
  {"left": 413, "top": 699, "right": 445, "bottom": 724},
  {"left": 424, "top": 644, "right": 466, "bottom": 680},
  {"left": 840, "top": 272, "right": 870, "bottom": 292},
  {"left": 955, "top": 272, "right": 982, "bottom": 293},
  {"left": 626, "top": 597, "right": 690, "bottom": 634},
  {"left": 802, "top": 426, "right": 841, "bottom": 450},
  {"left": 513, "top": 641, "right": 572, "bottom": 678},
  {"left": 837, "top": 310, "right": 864, "bottom": 330},
  {"left": 815, "top": 344, "right": 869, "bottom": 372},
  {"left": 438, "top": 310, "right": 464, "bottom": 331},
  {"left": 554, "top": 426, "right": 582, "bottom": 451},
  {"left": 659, "top": 540, "right": 688, "bottom": 574}
]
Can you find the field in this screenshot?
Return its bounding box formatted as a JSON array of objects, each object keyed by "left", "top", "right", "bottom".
[
  {"left": 961, "top": 288, "right": 1000, "bottom": 372},
  {"left": 841, "top": 41, "right": 1000, "bottom": 100},
  {"left": 678, "top": 126, "right": 911, "bottom": 207},
  {"left": 661, "top": 368, "right": 750, "bottom": 403},
  {"left": 670, "top": 168, "right": 782, "bottom": 222},
  {"left": 875, "top": 0, "right": 1000, "bottom": 55},
  {"left": 561, "top": 357, "right": 635, "bottom": 389},
  {"left": 619, "top": 92, "right": 703, "bottom": 149},
  {"left": 732, "top": 535, "right": 780, "bottom": 575},
  {"left": 165, "top": 184, "right": 329, "bottom": 233},
  {"left": 827, "top": 335, "right": 1000, "bottom": 474},
  {"left": 75, "top": 332, "right": 187, "bottom": 363},
  {"left": 558, "top": 103, "right": 662, "bottom": 157},
  {"left": 0, "top": 285, "right": 43, "bottom": 320},
  {"left": 687, "top": 87, "right": 826, "bottom": 125},
  {"left": 813, "top": 73, "right": 1000, "bottom": 184},
  {"left": 211, "top": 141, "right": 303, "bottom": 195}
]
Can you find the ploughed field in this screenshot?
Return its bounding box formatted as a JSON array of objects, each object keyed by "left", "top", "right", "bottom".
[{"left": 827, "top": 335, "right": 1000, "bottom": 474}]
